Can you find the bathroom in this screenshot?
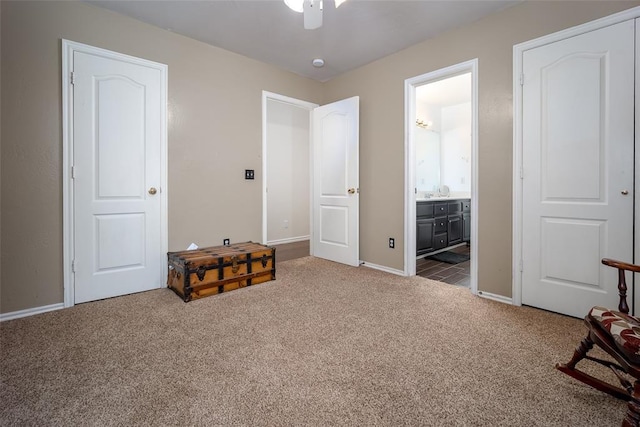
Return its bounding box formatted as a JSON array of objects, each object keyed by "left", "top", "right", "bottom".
[{"left": 415, "top": 72, "right": 472, "bottom": 285}]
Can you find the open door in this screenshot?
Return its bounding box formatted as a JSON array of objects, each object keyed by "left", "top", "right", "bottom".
[{"left": 312, "top": 97, "right": 359, "bottom": 266}]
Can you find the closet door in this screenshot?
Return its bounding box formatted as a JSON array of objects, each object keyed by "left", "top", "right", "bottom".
[
  {"left": 521, "top": 20, "right": 634, "bottom": 317},
  {"left": 71, "top": 46, "right": 167, "bottom": 304}
]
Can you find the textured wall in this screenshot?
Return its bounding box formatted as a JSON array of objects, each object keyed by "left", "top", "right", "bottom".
[
  {"left": 322, "top": 1, "right": 640, "bottom": 296},
  {"left": 1, "top": 0, "right": 639, "bottom": 314},
  {"left": 0, "top": 1, "right": 322, "bottom": 313}
]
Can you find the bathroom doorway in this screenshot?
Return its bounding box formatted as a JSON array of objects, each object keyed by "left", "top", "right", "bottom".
[{"left": 404, "top": 60, "right": 478, "bottom": 294}]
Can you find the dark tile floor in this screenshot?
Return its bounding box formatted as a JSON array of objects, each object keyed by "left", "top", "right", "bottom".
[
  {"left": 416, "top": 245, "right": 471, "bottom": 287},
  {"left": 273, "top": 240, "right": 471, "bottom": 288}
]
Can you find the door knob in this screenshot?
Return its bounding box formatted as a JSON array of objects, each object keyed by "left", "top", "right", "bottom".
[
  {"left": 621, "top": 190, "right": 629, "bottom": 195},
  {"left": 148, "top": 187, "right": 157, "bottom": 195},
  {"left": 348, "top": 188, "right": 356, "bottom": 194}
]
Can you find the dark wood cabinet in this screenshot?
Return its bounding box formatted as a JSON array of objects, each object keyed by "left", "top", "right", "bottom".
[
  {"left": 446, "top": 201, "right": 463, "bottom": 246},
  {"left": 417, "top": 219, "right": 435, "bottom": 254},
  {"left": 448, "top": 215, "right": 463, "bottom": 245},
  {"left": 463, "top": 213, "right": 471, "bottom": 242},
  {"left": 462, "top": 200, "right": 471, "bottom": 243},
  {"left": 434, "top": 232, "right": 448, "bottom": 250},
  {"left": 417, "top": 198, "right": 470, "bottom": 256}
]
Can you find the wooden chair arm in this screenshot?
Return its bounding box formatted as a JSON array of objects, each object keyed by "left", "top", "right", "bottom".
[
  {"left": 602, "top": 258, "right": 639, "bottom": 314},
  {"left": 602, "top": 258, "right": 640, "bottom": 273}
]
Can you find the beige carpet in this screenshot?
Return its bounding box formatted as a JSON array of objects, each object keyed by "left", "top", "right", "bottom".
[{"left": 0, "top": 257, "right": 626, "bottom": 425}]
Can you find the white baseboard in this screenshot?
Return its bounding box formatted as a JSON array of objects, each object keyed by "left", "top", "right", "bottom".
[
  {"left": 0, "top": 302, "right": 65, "bottom": 322},
  {"left": 361, "top": 261, "right": 406, "bottom": 277},
  {"left": 267, "top": 236, "right": 310, "bottom": 245},
  {"left": 416, "top": 243, "right": 467, "bottom": 260},
  {"left": 477, "top": 291, "right": 513, "bottom": 305}
]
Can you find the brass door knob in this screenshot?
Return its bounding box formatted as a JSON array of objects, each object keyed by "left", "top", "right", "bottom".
[{"left": 148, "top": 187, "right": 157, "bottom": 195}]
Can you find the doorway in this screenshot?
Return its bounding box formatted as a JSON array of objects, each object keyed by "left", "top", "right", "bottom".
[
  {"left": 262, "top": 92, "right": 316, "bottom": 251},
  {"left": 262, "top": 92, "right": 360, "bottom": 267},
  {"left": 404, "top": 59, "right": 478, "bottom": 295}
]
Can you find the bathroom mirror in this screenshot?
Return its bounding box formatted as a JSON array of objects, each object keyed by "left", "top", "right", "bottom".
[{"left": 415, "top": 128, "right": 440, "bottom": 192}]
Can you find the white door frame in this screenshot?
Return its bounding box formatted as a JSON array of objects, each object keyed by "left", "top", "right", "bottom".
[
  {"left": 261, "top": 91, "right": 318, "bottom": 247},
  {"left": 512, "top": 6, "right": 640, "bottom": 307},
  {"left": 404, "top": 59, "right": 479, "bottom": 296},
  {"left": 62, "top": 39, "right": 168, "bottom": 308}
]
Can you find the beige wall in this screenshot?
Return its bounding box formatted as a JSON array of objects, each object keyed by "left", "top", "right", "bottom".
[
  {"left": 322, "top": 0, "right": 640, "bottom": 297},
  {"left": 1, "top": 0, "right": 639, "bottom": 314},
  {"left": 0, "top": 1, "right": 323, "bottom": 313}
]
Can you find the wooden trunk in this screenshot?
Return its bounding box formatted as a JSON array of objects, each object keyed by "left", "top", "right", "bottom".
[{"left": 167, "top": 242, "right": 275, "bottom": 302}]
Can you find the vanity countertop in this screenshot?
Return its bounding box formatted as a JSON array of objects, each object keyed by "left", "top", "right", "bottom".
[{"left": 417, "top": 196, "right": 469, "bottom": 202}]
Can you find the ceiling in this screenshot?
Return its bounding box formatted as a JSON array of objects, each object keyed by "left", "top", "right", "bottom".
[{"left": 89, "top": 0, "right": 520, "bottom": 82}]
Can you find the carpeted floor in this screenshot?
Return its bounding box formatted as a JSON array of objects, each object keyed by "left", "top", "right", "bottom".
[{"left": 0, "top": 257, "right": 626, "bottom": 426}]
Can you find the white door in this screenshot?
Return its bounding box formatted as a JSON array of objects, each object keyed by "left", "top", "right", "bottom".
[
  {"left": 312, "top": 97, "right": 359, "bottom": 266},
  {"left": 521, "top": 20, "right": 635, "bottom": 317},
  {"left": 73, "top": 50, "right": 165, "bottom": 303}
]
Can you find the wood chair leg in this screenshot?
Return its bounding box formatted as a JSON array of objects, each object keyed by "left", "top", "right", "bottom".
[
  {"left": 623, "top": 381, "right": 640, "bottom": 427},
  {"left": 557, "top": 334, "right": 632, "bottom": 401},
  {"left": 558, "top": 334, "right": 594, "bottom": 370}
]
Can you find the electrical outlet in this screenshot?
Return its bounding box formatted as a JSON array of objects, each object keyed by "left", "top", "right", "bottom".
[
  {"left": 245, "top": 169, "right": 255, "bottom": 180},
  {"left": 389, "top": 238, "right": 395, "bottom": 249},
  {"left": 223, "top": 238, "right": 230, "bottom": 246}
]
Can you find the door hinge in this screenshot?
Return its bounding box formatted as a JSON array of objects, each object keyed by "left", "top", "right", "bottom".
[
  {"left": 71, "top": 260, "right": 76, "bottom": 273},
  {"left": 70, "top": 72, "right": 75, "bottom": 85},
  {"left": 520, "top": 73, "right": 524, "bottom": 86}
]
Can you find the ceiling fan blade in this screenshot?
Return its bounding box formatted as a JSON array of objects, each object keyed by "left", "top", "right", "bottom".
[{"left": 303, "top": 0, "right": 322, "bottom": 30}]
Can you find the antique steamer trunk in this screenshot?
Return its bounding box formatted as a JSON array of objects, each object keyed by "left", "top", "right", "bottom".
[{"left": 167, "top": 242, "right": 275, "bottom": 302}]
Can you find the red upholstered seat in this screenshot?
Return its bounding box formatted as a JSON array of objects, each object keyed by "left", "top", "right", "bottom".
[
  {"left": 557, "top": 259, "right": 640, "bottom": 426},
  {"left": 589, "top": 306, "right": 640, "bottom": 364}
]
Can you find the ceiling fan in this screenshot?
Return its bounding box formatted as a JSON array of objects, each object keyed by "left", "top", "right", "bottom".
[{"left": 284, "top": 0, "right": 348, "bottom": 30}]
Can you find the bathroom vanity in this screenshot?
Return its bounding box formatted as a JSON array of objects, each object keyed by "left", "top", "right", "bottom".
[{"left": 417, "top": 198, "right": 470, "bottom": 256}]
